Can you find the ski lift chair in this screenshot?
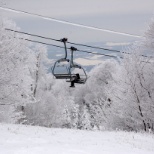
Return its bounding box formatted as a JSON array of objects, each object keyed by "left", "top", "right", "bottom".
[
  {"left": 52, "top": 38, "right": 72, "bottom": 79},
  {"left": 67, "top": 46, "right": 87, "bottom": 87},
  {"left": 52, "top": 39, "right": 87, "bottom": 87}
]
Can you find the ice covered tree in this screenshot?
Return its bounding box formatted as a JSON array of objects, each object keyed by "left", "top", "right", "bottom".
[
  {"left": 0, "top": 18, "right": 35, "bottom": 123},
  {"left": 74, "top": 60, "right": 118, "bottom": 130},
  {"left": 109, "top": 19, "right": 154, "bottom": 132},
  {"left": 24, "top": 76, "right": 79, "bottom": 128},
  {"left": 28, "top": 44, "right": 50, "bottom": 98}
]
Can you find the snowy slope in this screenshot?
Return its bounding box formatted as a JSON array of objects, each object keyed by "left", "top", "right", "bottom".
[{"left": 0, "top": 124, "right": 154, "bottom": 154}]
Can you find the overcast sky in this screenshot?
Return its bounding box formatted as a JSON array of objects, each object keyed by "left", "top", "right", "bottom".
[{"left": 1, "top": 0, "right": 154, "bottom": 43}]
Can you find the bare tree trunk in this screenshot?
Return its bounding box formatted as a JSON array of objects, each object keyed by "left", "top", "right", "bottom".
[
  {"left": 134, "top": 87, "right": 147, "bottom": 131},
  {"left": 33, "top": 53, "right": 40, "bottom": 97}
]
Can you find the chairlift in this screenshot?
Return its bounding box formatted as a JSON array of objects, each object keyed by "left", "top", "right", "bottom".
[
  {"left": 52, "top": 38, "right": 87, "bottom": 87},
  {"left": 67, "top": 46, "right": 87, "bottom": 87},
  {"left": 52, "top": 38, "right": 71, "bottom": 79}
]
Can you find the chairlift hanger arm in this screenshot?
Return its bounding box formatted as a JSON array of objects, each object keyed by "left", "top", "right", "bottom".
[
  {"left": 70, "top": 46, "right": 81, "bottom": 68},
  {"left": 60, "top": 38, "right": 68, "bottom": 59},
  {"left": 52, "top": 38, "right": 70, "bottom": 77}
]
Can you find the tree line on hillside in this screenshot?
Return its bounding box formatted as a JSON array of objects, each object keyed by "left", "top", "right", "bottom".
[{"left": 0, "top": 17, "right": 154, "bottom": 132}]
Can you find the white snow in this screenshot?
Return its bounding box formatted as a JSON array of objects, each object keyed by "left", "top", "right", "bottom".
[{"left": 0, "top": 124, "right": 154, "bottom": 154}]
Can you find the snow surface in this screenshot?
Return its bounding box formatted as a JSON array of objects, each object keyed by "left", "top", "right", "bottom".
[{"left": 0, "top": 124, "right": 154, "bottom": 154}]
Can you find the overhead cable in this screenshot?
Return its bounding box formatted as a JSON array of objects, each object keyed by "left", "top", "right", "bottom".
[
  {"left": 20, "top": 38, "right": 65, "bottom": 49},
  {"left": 5, "top": 28, "right": 121, "bottom": 53},
  {"left": 67, "top": 41, "right": 120, "bottom": 53},
  {"left": 5, "top": 28, "right": 60, "bottom": 42},
  {"left": 19, "top": 37, "right": 153, "bottom": 61},
  {"left": 76, "top": 48, "right": 121, "bottom": 58},
  {"left": 0, "top": 6, "right": 142, "bottom": 38},
  {"left": 18, "top": 37, "right": 119, "bottom": 58},
  {"left": 7, "top": 28, "right": 154, "bottom": 59}
]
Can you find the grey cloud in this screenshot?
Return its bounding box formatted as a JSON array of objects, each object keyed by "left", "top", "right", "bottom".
[{"left": 1, "top": 0, "right": 153, "bottom": 43}]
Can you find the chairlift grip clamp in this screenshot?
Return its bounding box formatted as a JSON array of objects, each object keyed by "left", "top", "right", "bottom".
[
  {"left": 70, "top": 46, "right": 77, "bottom": 51},
  {"left": 60, "top": 38, "right": 68, "bottom": 43}
]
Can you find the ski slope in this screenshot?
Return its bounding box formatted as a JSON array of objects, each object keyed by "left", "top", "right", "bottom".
[{"left": 0, "top": 124, "right": 154, "bottom": 154}]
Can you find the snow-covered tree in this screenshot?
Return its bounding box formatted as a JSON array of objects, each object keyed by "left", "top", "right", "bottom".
[
  {"left": 73, "top": 60, "right": 118, "bottom": 130},
  {"left": 109, "top": 19, "right": 154, "bottom": 132},
  {"left": 0, "top": 18, "right": 35, "bottom": 123},
  {"left": 28, "top": 44, "right": 50, "bottom": 98}
]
